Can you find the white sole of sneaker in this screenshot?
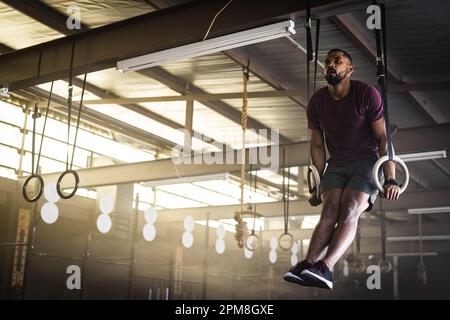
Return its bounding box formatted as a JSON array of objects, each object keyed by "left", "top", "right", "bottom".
[
  {"left": 283, "top": 272, "right": 304, "bottom": 282},
  {"left": 301, "top": 270, "right": 333, "bottom": 289}
]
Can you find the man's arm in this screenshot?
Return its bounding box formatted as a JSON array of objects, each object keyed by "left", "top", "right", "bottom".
[
  {"left": 310, "top": 129, "right": 326, "bottom": 176},
  {"left": 371, "top": 118, "right": 400, "bottom": 200},
  {"left": 308, "top": 129, "right": 326, "bottom": 206}
]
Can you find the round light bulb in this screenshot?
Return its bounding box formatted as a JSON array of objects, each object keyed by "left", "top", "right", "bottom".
[
  {"left": 290, "top": 254, "right": 298, "bottom": 266},
  {"left": 291, "top": 242, "right": 299, "bottom": 254},
  {"left": 183, "top": 215, "right": 195, "bottom": 232},
  {"left": 343, "top": 261, "right": 349, "bottom": 277},
  {"left": 244, "top": 247, "right": 253, "bottom": 259},
  {"left": 269, "top": 250, "right": 277, "bottom": 264},
  {"left": 215, "top": 238, "right": 225, "bottom": 254},
  {"left": 143, "top": 223, "right": 156, "bottom": 241},
  {"left": 216, "top": 224, "right": 226, "bottom": 239},
  {"left": 40, "top": 202, "right": 59, "bottom": 224},
  {"left": 270, "top": 236, "right": 278, "bottom": 250},
  {"left": 182, "top": 231, "right": 194, "bottom": 248},
  {"left": 43, "top": 182, "right": 60, "bottom": 203},
  {"left": 99, "top": 196, "right": 114, "bottom": 214},
  {"left": 144, "top": 207, "right": 157, "bottom": 224},
  {"left": 97, "top": 213, "right": 112, "bottom": 233}
]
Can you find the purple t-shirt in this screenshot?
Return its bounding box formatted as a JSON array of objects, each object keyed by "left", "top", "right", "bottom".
[{"left": 307, "top": 80, "right": 384, "bottom": 166}]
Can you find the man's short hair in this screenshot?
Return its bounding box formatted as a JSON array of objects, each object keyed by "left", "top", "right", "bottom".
[{"left": 327, "top": 48, "right": 352, "bottom": 64}]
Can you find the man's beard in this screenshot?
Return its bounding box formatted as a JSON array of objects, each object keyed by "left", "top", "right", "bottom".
[{"left": 324, "top": 68, "right": 347, "bottom": 86}]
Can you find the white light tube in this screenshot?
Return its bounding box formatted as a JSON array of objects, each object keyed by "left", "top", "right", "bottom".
[{"left": 117, "top": 20, "right": 295, "bottom": 72}]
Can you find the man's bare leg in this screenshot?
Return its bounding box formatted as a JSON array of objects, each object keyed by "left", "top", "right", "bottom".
[
  {"left": 322, "top": 188, "right": 369, "bottom": 268},
  {"left": 305, "top": 188, "right": 342, "bottom": 263}
]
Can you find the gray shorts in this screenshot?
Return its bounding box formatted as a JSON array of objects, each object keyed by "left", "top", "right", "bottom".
[{"left": 320, "top": 157, "right": 379, "bottom": 211}]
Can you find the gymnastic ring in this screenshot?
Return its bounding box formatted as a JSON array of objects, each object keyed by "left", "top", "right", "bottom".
[
  {"left": 372, "top": 155, "right": 409, "bottom": 194},
  {"left": 307, "top": 165, "right": 321, "bottom": 199},
  {"left": 378, "top": 259, "right": 392, "bottom": 273},
  {"left": 22, "top": 174, "right": 44, "bottom": 203},
  {"left": 56, "top": 169, "right": 79, "bottom": 199},
  {"left": 278, "top": 232, "right": 294, "bottom": 251},
  {"left": 245, "top": 233, "right": 260, "bottom": 251}
]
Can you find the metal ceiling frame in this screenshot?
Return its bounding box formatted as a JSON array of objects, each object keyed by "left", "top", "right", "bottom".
[
  {"left": 0, "top": 0, "right": 296, "bottom": 144},
  {"left": 0, "top": 0, "right": 359, "bottom": 91}
]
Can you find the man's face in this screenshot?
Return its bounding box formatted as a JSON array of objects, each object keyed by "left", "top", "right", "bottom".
[{"left": 323, "top": 51, "right": 353, "bottom": 85}]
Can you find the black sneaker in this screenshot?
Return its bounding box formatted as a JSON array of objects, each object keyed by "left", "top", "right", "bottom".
[
  {"left": 283, "top": 260, "right": 313, "bottom": 286},
  {"left": 300, "top": 260, "right": 333, "bottom": 289}
]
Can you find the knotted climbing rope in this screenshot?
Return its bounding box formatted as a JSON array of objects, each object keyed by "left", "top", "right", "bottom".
[{"left": 234, "top": 65, "right": 250, "bottom": 248}]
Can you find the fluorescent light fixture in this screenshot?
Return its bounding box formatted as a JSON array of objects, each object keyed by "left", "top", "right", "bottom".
[
  {"left": 398, "top": 150, "right": 446, "bottom": 162},
  {"left": 387, "top": 235, "right": 450, "bottom": 241},
  {"left": 386, "top": 252, "right": 437, "bottom": 257},
  {"left": 408, "top": 206, "right": 450, "bottom": 215},
  {"left": 117, "top": 20, "right": 295, "bottom": 72},
  {"left": 142, "top": 172, "right": 229, "bottom": 187}
]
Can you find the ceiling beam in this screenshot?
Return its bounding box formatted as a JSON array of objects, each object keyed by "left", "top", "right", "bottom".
[
  {"left": 0, "top": 0, "right": 89, "bottom": 34},
  {"left": 138, "top": 68, "right": 291, "bottom": 143},
  {"left": 79, "top": 80, "right": 450, "bottom": 105},
  {"left": 81, "top": 88, "right": 311, "bottom": 104},
  {"left": 19, "top": 87, "right": 176, "bottom": 152},
  {"left": 157, "top": 189, "right": 450, "bottom": 222},
  {"left": 22, "top": 123, "right": 450, "bottom": 188},
  {"left": 388, "top": 82, "right": 450, "bottom": 92},
  {"left": 391, "top": 124, "right": 449, "bottom": 154},
  {"left": 431, "top": 159, "right": 450, "bottom": 180},
  {"left": 0, "top": 0, "right": 362, "bottom": 91},
  {"left": 0, "top": 43, "right": 13, "bottom": 54},
  {"left": 223, "top": 48, "right": 307, "bottom": 109},
  {"left": 70, "top": 77, "right": 226, "bottom": 147}
]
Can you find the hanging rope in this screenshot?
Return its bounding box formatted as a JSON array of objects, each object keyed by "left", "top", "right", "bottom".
[
  {"left": 234, "top": 64, "right": 250, "bottom": 249},
  {"left": 375, "top": 2, "right": 393, "bottom": 161},
  {"left": 32, "top": 51, "right": 42, "bottom": 179},
  {"left": 70, "top": 73, "right": 87, "bottom": 170},
  {"left": 377, "top": 200, "right": 392, "bottom": 273},
  {"left": 381, "top": 210, "right": 387, "bottom": 264},
  {"left": 247, "top": 164, "right": 253, "bottom": 210},
  {"left": 278, "top": 148, "right": 293, "bottom": 251},
  {"left": 417, "top": 214, "right": 427, "bottom": 286},
  {"left": 56, "top": 40, "right": 87, "bottom": 200},
  {"left": 282, "top": 151, "right": 288, "bottom": 235},
  {"left": 305, "top": 3, "right": 322, "bottom": 200},
  {"left": 22, "top": 50, "right": 45, "bottom": 202},
  {"left": 36, "top": 82, "right": 54, "bottom": 174},
  {"left": 253, "top": 169, "right": 257, "bottom": 215},
  {"left": 371, "top": 1, "right": 409, "bottom": 194},
  {"left": 245, "top": 166, "right": 261, "bottom": 251},
  {"left": 313, "top": 19, "right": 321, "bottom": 94},
  {"left": 66, "top": 40, "right": 76, "bottom": 171}
]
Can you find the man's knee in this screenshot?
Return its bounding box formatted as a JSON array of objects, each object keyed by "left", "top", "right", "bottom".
[
  {"left": 339, "top": 200, "right": 362, "bottom": 224},
  {"left": 320, "top": 199, "right": 339, "bottom": 226}
]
